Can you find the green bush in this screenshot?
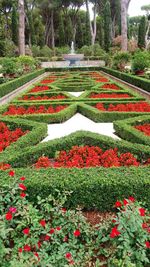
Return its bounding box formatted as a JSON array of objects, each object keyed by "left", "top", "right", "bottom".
[
  {"left": 17, "top": 55, "right": 37, "bottom": 72},
  {"left": 0, "top": 167, "right": 150, "bottom": 211},
  {"left": 0, "top": 69, "right": 45, "bottom": 98},
  {"left": 31, "top": 45, "right": 41, "bottom": 57},
  {"left": 3, "top": 39, "right": 17, "bottom": 57},
  {"left": 1, "top": 58, "right": 20, "bottom": 76},
  {"left": 132, "top": 52, "right": 149, "bottom": 73},
  {"left": 99, "top": 67, "right": 150, "bottom": 93},
  {"left": 55, "top": 46, "right": 70, "bottom": 56},
  {"left": 40, "top": 46, "right": 52, "bottom": 58},
  {"left": 112, "top": 52, "right": 131, "bottom": 71}
]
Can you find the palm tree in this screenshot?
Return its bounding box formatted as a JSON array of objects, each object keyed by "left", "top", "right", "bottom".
[
  {"left": 121, "top": 0, "right": 131, "bottom": 51},
  {"left": 18, "top": 0, "right": 25, "bottom": 55}
]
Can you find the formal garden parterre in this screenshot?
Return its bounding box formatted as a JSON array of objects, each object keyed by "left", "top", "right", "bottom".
[{"left": 0, "top": 70, "right": 150, "bottom": 266}]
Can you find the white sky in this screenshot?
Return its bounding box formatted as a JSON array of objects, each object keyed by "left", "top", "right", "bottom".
[
  {"left": 128, "top": 0, "right": 150, "bottom": 17},
  {"left": 82, "top": 0, "right": 150, "bottom": 19}
]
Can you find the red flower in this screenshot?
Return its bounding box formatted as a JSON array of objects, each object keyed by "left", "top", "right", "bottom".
[
  {"left": 65, "top": 252, "right": 72, "bottom": 259},
  {"left": 24, "top": 244, "right": 31, "bottom": 251},
  {"left": 19, "top": 183, "right": 27, "bottom": 191},
  {"left": 123, "top": 199, "right": 129, "bottom": 206},
  {"left": 34, "top": 252, "right": 40, "bottom": 261},
  {"left": 142, "top": 223, "right": 148, "bottom": 229},
  {"left": 139, "top": 208, "right": 146, "bottom": 217},
  {"left": 145, "top": 241, "right": 150, "bottom": 248},
  {"left": 5, "top": 212, "right": 12, "bottom": 220},
  {"left": 40, "top": 220, "right": 46, "bottom": 227},
  {"left": 9, "top": 207, "right": 17, "bottom": 213},
  {"left": 44, "top": 234, "right": 51, "bottom": 241},
  {"left": 69, "top": 260, "right": 75, "bottom": 265},
  {"left": 18, "top": 248, "right": 22, "bottom": 253},
  {"left": 9, "top": 170, "right": 15, "bottom": 177},
  {"left": 73, "top": 229, "right": 81, "bottom": 237},
  {"left": 63, "top": 236, "right": 68, "bottom": 242},
  {"left": 110, "top": 226, "right": 121, "bottom": 238},
  {"left": 128, "top": 196, "right": 135, "bottom": 202},
  {"left": 115, "top": 201, "right": 122, "bottom": 208},
  {"left": 20, "top": 177, "right": 26, "bottom": 181},
  {"left": 20, "top": 192, "right": 26, "bottom": 198},
  {"left": 56, "top": 226, "right": 61, "bottom": 231},
  {"left": 61, "top": 208, "right": 67, "bottom": 213},
  {"left": 37, "top": 241, "right": 42, "bottom": 248},
  {"left": 49, "top": 228, "right": 55, "bottom": 234},
  {"left": 23, "top": 228, "right": 30, "bottom": 235}
]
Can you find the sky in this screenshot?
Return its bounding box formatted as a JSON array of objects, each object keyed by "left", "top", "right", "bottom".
[
  {"left": 128, "top": 0, "right": 150, "bottom": 17},
  {"left": 82, "top": 0, "right": 150, "bottom": 19}
]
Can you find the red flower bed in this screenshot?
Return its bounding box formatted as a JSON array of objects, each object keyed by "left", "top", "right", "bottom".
[
  {"left": 3, "top": 105, "right": 68, "bottom": 116},
  {"left": 96, "top": 78, "right": 109, "bottom": 83},
  {"left": 41, "top": 79, "right": 55, "bottom": 84},
  {"left": 95, "top": 102, "right": 150, "bottom": 112},
  {"left": 0, "top": 122, "right": 28, "bottom": 152},
  {"left": 29, "top": 86, "right": 50, "bottom": 93},
  {"left": 101, "top": 84, "right": 120, "bottom": 90},
  {"left": 19, "top": 95, "right": 67, "bottom": 101},
  {"left": 33, "top": 145, "right": 149, "bottom": 169},
  {"left": 0, "top": 162, "right": 11, "bottom": 170},
  {"left": 134, "top": 124, "right": 150, "bottom": 136},
  {"left": 90, "top": 93, "right": 131, "bottom": 99}
]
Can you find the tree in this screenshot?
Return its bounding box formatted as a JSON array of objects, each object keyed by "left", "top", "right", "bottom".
[
  {"left": 141, "top": 4, "right": 150, "bottom": 50},
  {"left": 138, "top": 16, "right": 146, "bottom": 49},
  {"left": 11, "top": 4, "right": 18, "bottom": 45},
  {"left": 18, "top": 0, "right": 25, "bottom": 55},
  {"left": 121, "top": 0, "right": 131, "bottom": 51},
  {"left": 85, "top": 0, "right": 97, "bottom": 45},
  {"left": 58, "top": 13, "right": 65, "bottom": 46},
  {"left": 104, "top": 0, "right": 111, "bottom": 52}
]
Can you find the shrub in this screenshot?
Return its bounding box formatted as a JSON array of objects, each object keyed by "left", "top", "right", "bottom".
[
  {"left": 55, "top": 46, "right": 70, "bottom": 56},
  {"left": 17, "top": 56, "right": 37, "bottom": 72},
  {"left": 112, "top": 52, "right": 131, "bottom": 71},
  {"left": 3, "top": 39, "right": 17, "bottom": 57},
  {"left": 132, "top": 52, "right": 150, "bottom": 74},
  {"left": 1, "top": 58, "right": 20, "bottom": 77},
  {"left": 31, "top": 45, "right": 41, "bottom": 57},
  {"left": 40, "top": 46, "right": 52, "bottom": 58}
]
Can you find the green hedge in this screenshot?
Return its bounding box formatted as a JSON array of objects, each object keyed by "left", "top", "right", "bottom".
[
  {"left": 99, "top": 67, "right": 150, "bottom": 93},
  {"left": 0, "top": 69, "right": 45, "bottom": 98},
  {"left": 0, "top": 167, "right": 150, "bottom": 211},
  {"left": 2, "top": 130, "right": 150, "bottom": 168},
  {"left": 114, "top": 115, "right": 150, "bottom": 146},
  {"left": 0, "top": 117, "right": 47, "bottom": 160}
]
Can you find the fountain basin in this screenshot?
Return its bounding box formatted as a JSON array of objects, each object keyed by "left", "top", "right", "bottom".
[{"left": 63, "top": 54, "right": 84, "bottom": 66}]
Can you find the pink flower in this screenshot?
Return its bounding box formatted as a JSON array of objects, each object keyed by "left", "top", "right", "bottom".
[
  {"left": 65, "top": 252, "right": 72, "bottom": 259},
  {"left": 9, "top": 207, "right": 17, "bottom": 213}
]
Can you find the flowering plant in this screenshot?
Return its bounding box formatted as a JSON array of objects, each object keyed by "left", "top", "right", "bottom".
[
  {"left": 90, "top": 93, "right": 131, "bottom": 99},
  {"left": 106, "top": 197, "right": 150, "bottom": 266},
  {"left": 101, "top": 84, "right": 120, "bottom": 90},
  {"left": 0, "top": 172, "right": 95, "bottom": 266},
  {"left": 95, "top": 102, "right": 150, "bottom": 112},
  {"left": 3, "top": 104, "right": 68, "bottom": 116},
  {"left": 29, "top": 86, "right": 50, "bottom": 93},
  {"left": 33, "top": 145, "right": 149, "bottom": 169},
  {"left": 19, "top": 94, "right": 66, "bottom": 101},
  {"left": 134, "top": 124, "right": 150, "bottom": 137},
  {"left": 0, "top": 122, "right": 29, "bottom": 152}
]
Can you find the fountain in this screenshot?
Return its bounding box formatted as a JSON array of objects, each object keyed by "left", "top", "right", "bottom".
[{"left": 63, "top": 41, "right": 84, "bottom": 67}]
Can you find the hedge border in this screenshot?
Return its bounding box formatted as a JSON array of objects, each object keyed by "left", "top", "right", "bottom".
[
  {"left": 0, "top": 167, "right": 150, "bottom": 211},
  {"left": 1, "top": 130, "right": 150, "bottom": 168},
  {"left": 99, "top": 67, "right": 150, "bottom": 93},
  {"left": 0, "top": 116, "right": 47, "bottom": 160},
  {"left": 114, "top": 115, "right": 150, "bottom": 146},
  {"left": 0, "top": 69, "right": 45, "bottom": 98}
]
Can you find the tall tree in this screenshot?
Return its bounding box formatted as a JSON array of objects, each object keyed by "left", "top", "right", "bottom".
[
  {"left": 104, "top": 0, "right": 111, "bottom": 52},
  {"left": 85, "top": 0, "right": 97, "bottom": 45},
  {"left": 12, "top": 4, "right": 18, "bottom": 45},
  {"left": 138, "top": 16, "right": 146, "bottom": 49},
  {"left": 18, "top": 0, "right": 25, "bottom": 55},
  {"left": 58, "top": 13, "right": 65, "bottom": 46},
  {"left": 121, "top": 0, "right": 131, "bottom": 51},
  {"left": 141, "top": 4, "right": 150, "bottom": 50}
]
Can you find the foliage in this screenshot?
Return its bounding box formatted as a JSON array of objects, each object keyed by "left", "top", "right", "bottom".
[
  {"left": 138, "top": 16, "right": 146, "bottom": 49},
  {"left": 104, "top": 1, "right": 111, "bottom": 52},
  {"left": 132, "top": 52, "right": 150, "bottom": 73},
  {"left": 1, "top": 58, "right": 20, "bottom": 76},
  {"left": 17, "top": 56, "right": 37, "bottom": 72},
  {"left": 40, "top": 46, "right": 52, "bottom": 58},
  {"left": 11, "top": 5, "right": 18, "bottom": 46},
  {"left": 112, "top": 52, "right": 131, "bottom": 71}
]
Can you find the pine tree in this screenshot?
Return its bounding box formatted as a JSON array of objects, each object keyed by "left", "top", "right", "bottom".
[
  {"left": 104, "top": 1, "right": 111, "bottom": 52},
  {"left": 138, "top": 16, "right": 146, "bottom": 49},
  {"left": 58, "top": 13, "right": 65, "bottom": 46},
  {"left": 12, "top": 5, "right": 18, "bottom": 45},
  {"left": 65, "top": 15, "right": 73, "bottom": 45}
]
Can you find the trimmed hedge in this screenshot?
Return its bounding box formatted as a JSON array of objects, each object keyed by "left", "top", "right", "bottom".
[
  {"left": 1, "top": 130, "right": 150, "bottom": 168},
  {"left": 114, "top": 115, "right": 150, "bottom": 146},
  {"left": 0, "top": 116, "right": 47, "bottom": 159},
  {"left": 99, "top": 67, "right": 150, "bottom": 93},
  {"left": 0, "top": 69, "right": 45, "bottom": 98},
  {"left": 0, "top": 167, "right": 150, "bottom": 211}
]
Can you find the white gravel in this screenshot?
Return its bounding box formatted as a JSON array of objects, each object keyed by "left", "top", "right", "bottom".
[{"left": 42, "top": 113, "right": 120, "bottom": 142}]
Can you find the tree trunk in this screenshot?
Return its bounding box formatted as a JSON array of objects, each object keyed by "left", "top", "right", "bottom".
[
  {"left": 121, "top": 0, "right": 131, "bottom": 51},
  {"left": 146, "top": 20, "right": 150, "bottom": 49},
  {"left": 85, "top": 0, "right": 97, "bottom": 46},
  {"left": 18, "top": 0, "right": 25, "bottom": 55},
  {"left": 51, "top": 9, "right": 55, "bottom": 50}
]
